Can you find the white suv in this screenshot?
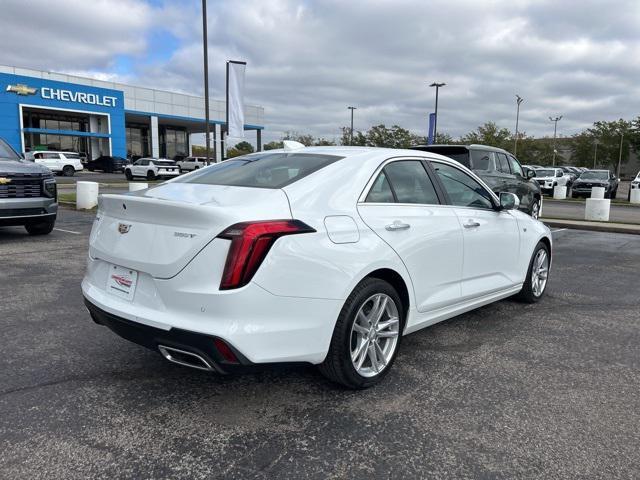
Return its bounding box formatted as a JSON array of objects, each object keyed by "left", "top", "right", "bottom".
[
  {"left": 125, "top": 158, "right": 180, "bottom": 180},
  {"left": 26, "top": 151, "right": 84, "bottom": 177},
  {"left": 177, "top": 156, "right": 211, "bottom": 172},
  {"left": 629, "top": 171, "right": 640, "bottom": 201}
]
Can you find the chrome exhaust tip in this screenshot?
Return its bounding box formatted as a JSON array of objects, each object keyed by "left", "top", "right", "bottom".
[{"left": 158, "top": 345, "right": 214, "bottom": 371}]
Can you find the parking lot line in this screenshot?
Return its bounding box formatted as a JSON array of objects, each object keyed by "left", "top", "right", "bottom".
[{"left": 54, "top": 227, "right": 81, "bottom": 235}]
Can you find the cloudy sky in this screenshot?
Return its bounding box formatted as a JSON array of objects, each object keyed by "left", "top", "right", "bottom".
[{"left": 1, "top": 0, "right": 639, "bottom": 144}]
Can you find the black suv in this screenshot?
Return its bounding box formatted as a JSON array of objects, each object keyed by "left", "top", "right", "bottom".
[
  {"left": 0, "top": 138, "right": 58, "bottom": 235},
  {"left": 411, "top": 144, "right": 542, "bottom": 218},
  {"left": 86, "top": 155, "right": 129, "bottom": 173}
]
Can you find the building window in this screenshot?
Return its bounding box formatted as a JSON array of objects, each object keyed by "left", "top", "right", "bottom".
[
  {"left": 161, "top": 126, "right": 188, "bottom": 160},
  {"left": 126, "top": 124, "right": 150, "bottom": 159}
]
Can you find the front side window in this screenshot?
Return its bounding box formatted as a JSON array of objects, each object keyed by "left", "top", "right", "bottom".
[
  {"left": 508, "top": 155, "right": 524, "bottom": 176},
  {"left": 43, "top": 153, "right": 60, "bottom": 159},
  {"left": 496, "top": 153, "right": 511, "bottom": 174},
  {"left": 432, "top": 162, "right": 494, "bottom": 210},
  {"left": 176, "top": 153, "right": 343, "bottom": 189}
]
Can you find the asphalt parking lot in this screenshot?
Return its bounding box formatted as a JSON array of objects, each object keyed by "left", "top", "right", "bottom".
[{"left": 1, "top": 209, "right": 639, "bottom": 479}]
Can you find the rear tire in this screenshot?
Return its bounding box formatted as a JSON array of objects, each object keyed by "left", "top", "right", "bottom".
[
  {"left": 62, "top": 165, "right": 75, "bottom": 177},
  {"left": 516, "top": 241, "right": 550, "bottom": 303},
  {"left": 25, "top": 217, "right": 55, "bottom": 235},
  {"left": 125, "top": 169, "right": 133, "bottom": 180},
  {"left": 319, "top": 278, "right": 404, "bottom": 389},
  {"left": 530, "top": 198, "right": 541, "bottom": 219}
]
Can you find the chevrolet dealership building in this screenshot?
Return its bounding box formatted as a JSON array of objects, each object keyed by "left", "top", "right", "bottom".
[{"left": 0, "top": 65, "right": 264, "bottom": 161}]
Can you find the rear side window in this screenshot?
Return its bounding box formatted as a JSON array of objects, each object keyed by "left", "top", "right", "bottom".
[
  {"left": 177, "top": 153, "right": 343, "bottom": 189},
  {"left": 384, "top": 161, "right": 439, "bottom": 204},
  {"left": 470, "top": 150, "right": 495, "bottom": 171},
  {"left": 365, "top": 171, "right": 394, "bottom": 203},
  {"left": 365, "top": 160, "right": 439, "bottom": 205}
]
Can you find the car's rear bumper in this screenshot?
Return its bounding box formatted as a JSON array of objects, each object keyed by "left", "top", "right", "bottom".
[
  {"left": 81, "top": 256, "right": 343, "bottom": 366},
  {"left": 84, "top": 297, "right": 260, "bottom": 374}
]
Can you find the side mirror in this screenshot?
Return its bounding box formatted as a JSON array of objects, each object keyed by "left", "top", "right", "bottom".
[
  {"left": 526, "top": 169, "right": 536, "bottom": 179},
  {"left": 499, "top": 192, "right": 520, "bottom": 210}
]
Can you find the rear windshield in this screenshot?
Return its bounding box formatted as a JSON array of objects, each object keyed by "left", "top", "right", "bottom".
[
  {"left": 536, "top": 169, "right": 555, "bottom": 177},
  {"left": 65, "top": 153, "right": 81, "bottom": 159},
  {"left": 416, "top": 147, "right": 471, "bottom": 168},
  {"left": 175, "top": 153, "right": 343, "bottom": 189},
  {"left": 155, "top": 160, "right": 176, "bottom": 166}
]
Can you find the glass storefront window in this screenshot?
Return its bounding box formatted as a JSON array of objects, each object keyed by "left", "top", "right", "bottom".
[
  {"left": 126, "top": 124, "right": 150, "bottom": 159},
  {"left": 161, "top": 127, "right": 188, "bottom": 160}
]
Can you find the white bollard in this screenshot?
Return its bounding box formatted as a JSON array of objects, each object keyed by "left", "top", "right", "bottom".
[
  {"left": 630, "top": 189, "right": 640, "bottom": 204},
  {"left": 129, "top": 182, "right": 148, "bottom": 192},
  {"left": 76, "top": 181, "right": 99, "bottom": 210},
  {"left": 591, "top": 187, "right": 605, "bottom": 199},
  {"left": 585, "top": 198, "right": 610, "bottom": 221},
  {"left": 553, "top": 185, "right": 567, "bottom": 200}
]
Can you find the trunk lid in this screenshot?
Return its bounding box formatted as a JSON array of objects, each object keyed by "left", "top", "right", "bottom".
[{"left": 90, "top": 183, "right": 292, "bottom": 278}]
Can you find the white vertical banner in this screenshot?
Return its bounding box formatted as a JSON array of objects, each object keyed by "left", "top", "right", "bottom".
[{"left": 226, "top": 60, "right": 246, "bottom": 139}]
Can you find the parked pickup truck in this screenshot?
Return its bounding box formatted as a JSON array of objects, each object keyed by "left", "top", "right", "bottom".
[{"left": 0, "top": 138, "right": 58, "bottom": 235}]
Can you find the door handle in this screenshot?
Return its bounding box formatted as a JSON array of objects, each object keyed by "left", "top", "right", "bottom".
[
  {"left": 463, "top": 220, "right": 481, "bottom": 228},
  {"left": 385, "top": 221, "right": 410, "bottom": 231}
]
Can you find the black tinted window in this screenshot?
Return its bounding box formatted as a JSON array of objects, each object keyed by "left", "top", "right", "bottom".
[
  {"left": 432, "top": 162, "right": 494, "bottom": 209},
  {"left": 496, "top": 153, "right": 511, "bottom": 173},
  {"left": 470, "top": 150, "right": 494, "bottom": 171},
  {"left": 383, "top": 161, "right": 439, "bottom": 204},
  {"left": 365, "top": 171, "right": 394, "bottom": 203},
  {"left": 508, "top": 155, "right": 524, "bottom": 176},
  {"left": 176, "top": 153, "right": 342, "bottom": 189}
]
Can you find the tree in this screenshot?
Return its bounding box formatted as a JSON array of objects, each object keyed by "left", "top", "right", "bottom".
[
  {"left": 263, "top": 141, "right": 283, "bottom": 150},
  {"left": 226, "top": 140, "right": 254, "bottom": 158},
  {"left": 340, "top": 124, "right": 425, "bottom": 148},
  {"left": 460, "top": 122, "right": 512, "bottom": 151},
  {"left": 570, "top": 119, "right": 635, "bottom": 171}
]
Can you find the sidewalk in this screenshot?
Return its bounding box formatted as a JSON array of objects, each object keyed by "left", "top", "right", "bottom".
[{"left": 542, "top": 217, "right": 640, "bottom": 235}]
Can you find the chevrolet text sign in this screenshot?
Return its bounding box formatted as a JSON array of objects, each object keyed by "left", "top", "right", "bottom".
[{"left": 41, "top": 87, "right": 118, "bottom": 107}]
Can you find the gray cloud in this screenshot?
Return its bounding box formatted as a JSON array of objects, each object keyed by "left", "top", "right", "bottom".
[{"left": 1, "top": 0, "right": 639, "bottom": 145}]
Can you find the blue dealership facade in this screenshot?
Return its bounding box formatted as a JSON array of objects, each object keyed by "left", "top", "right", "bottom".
[{"left": 0, "top": 65, "right": 264, "bottom": 161}]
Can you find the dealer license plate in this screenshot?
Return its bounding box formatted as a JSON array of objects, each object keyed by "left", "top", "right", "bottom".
[{"left": 106, "top": 264, "right": 138, "bottom": 301}]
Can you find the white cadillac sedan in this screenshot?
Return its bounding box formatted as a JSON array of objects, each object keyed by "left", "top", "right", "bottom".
[{"left": 83, "top": 146, "right": 552, "bottom": 388}]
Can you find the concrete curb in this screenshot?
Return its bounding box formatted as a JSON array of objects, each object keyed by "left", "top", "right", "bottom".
[{"left": 542, "top": 218, "right": 640, "bottom": 235}]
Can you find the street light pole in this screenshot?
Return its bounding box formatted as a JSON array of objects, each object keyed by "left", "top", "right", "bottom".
[
  {"left": 347, "top": 106, "right": 356, "bottom": 145},
  {"left": 593, "top": 140, "right": 599, "bottom": 169},
  {"left": 202, "top": 0, "right": 211, "bottom": 163},
  {"left": 617, "top": 131, "right": 624, "bottom": 177},
  {"left": 429, "top": 82, "right": 446, "bottom": 142},
  {"left": 549, "top": 115, "right": 562, "bottom": 166},
  {"left": 514, "top": 94, "right": 523, "bottom": 155}
]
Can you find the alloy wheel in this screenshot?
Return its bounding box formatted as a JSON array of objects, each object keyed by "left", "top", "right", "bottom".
[
  {"left": 350, "top": 293, "right": 400, "bottom": 378},
  {"left": 531, "top": 249, "right": 549, "bottom": 297},
  {"left": 531, "top": 200, "right": 540, "bottom": 220}
]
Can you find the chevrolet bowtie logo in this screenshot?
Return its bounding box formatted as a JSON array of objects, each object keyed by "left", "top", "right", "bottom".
[
  {"left": 0, "top": 177, "right": 12, "bottom": 185},
  {"left": 6, "top": 84, "right": 37, "bottom": 96}
]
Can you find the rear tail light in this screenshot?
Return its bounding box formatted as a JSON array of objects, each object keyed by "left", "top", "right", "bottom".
[{"left": 217, "top": 220, "right": 315, "bottom": 290}]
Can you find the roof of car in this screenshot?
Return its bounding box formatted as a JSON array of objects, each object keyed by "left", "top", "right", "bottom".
[{"left": 412, "top": 144, "right": 514, "bottom": 154}]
